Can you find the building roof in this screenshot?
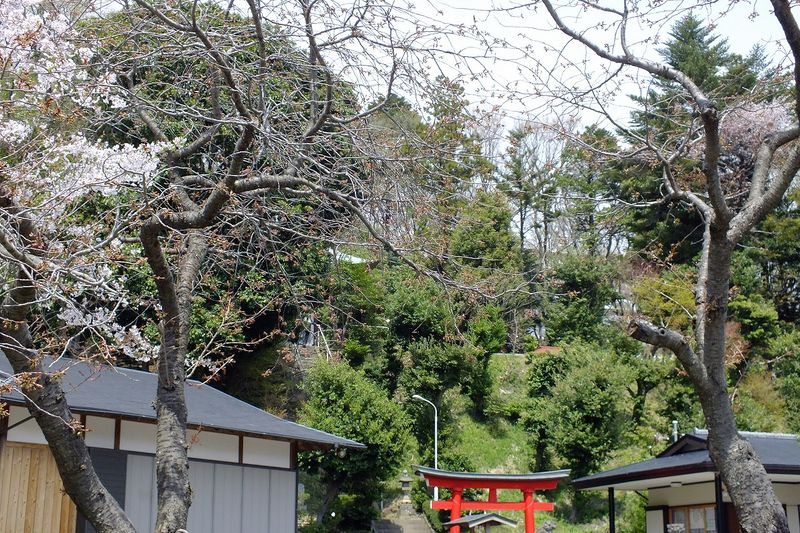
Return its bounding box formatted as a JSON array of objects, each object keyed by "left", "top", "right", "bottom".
[
  {"left": 415, "top": 465, "right": 571, "bottom": 483},
  {"left": 442, "top": 513, "right": 518, "bottom": 528},
  {"left": 573, "top": 429, "right": 800, "bottom": 491},
  {"left": 0, "top": 355, "right": 364, "bottom": 451}
]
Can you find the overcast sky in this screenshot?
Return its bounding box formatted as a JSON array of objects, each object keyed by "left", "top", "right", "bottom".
[{"left": 403, "top": 0, "right": 793, "bottom": 132}]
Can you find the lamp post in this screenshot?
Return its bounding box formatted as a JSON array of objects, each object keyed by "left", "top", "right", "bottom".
[{"left": 412, "top": 394, "right": 438, "bottom": 501}]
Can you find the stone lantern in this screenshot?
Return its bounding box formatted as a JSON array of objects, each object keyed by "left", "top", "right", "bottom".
[{"left": 400, "top": 469, "right": 413, "bottom": 514}]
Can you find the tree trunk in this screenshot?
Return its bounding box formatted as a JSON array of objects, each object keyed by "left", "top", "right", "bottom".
[
  {"left": 316, "top": 480, "right": 341, "bottom": 525},
  {"left": 145, "top": 229, "right": 207, "bottom": 533},
  {"left": 695, "top": 229, "right": 788, "bottom": 533},
  {"left": 153, "top": 337, "right": 190, "bottom": 533}
]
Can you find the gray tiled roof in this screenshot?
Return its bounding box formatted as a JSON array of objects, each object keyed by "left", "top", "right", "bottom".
[
  {"left": 414, "top": 465, "right": 570, "bottom": 482},
  {"left": 573, "top": 429, "right": 800, "bottom": 490},
  {"left": 442, "top": 513, "right": 518, "bottom": 528},
  {"left": 0, "top": 355, "right": 364, "bottom": 450}
]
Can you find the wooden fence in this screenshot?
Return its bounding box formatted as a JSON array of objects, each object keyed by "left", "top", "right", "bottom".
[{"left": 0, "top": 441, "right": 77, "bottom": 533}]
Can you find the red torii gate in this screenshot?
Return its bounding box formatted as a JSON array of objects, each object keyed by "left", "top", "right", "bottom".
[{"left": 414, "top": 466, "right": 570, "bottom": 533}]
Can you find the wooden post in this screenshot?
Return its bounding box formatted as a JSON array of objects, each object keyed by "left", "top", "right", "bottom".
[
  {"left": 608, "top": 487, "right": 616, "bottom": 533},
  {"left": 488, "top": 488, "right": 497, "bottom": 502},
  {"left": 0, "top": 409, "right": 8, "bottom": 456},
  {"left": 450, "top": 489, "right": 463, "bottom": 533},
  {"left": 523, "top": 490, "right": 535, "bottom": 533},
  {"left": 714, "top": 474, "right": 727, "bottom": 533}
]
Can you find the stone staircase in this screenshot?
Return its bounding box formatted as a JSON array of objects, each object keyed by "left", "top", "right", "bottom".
[
  {"left": 371, "top": 494, "right": 434, "bottom": 533},
  {"left": 371, "top": 515, "right": 433, "bottom": 533}
]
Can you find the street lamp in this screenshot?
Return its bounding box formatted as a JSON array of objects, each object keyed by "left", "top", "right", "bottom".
[{"left": 412, "top": 394, "right": 438, "bottom": 501}]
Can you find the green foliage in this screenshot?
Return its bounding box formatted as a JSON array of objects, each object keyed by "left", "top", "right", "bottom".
[
  {"left": 733, "top": 366, "right": 787, "bottom": 432},
  {"left": 653, "top": 367, "right": 704, "bottom": 431},
  {"left": 485, "top": 355, "right": 528, "bottom": 420},
  {"left": 547, "top": 344, "right": 628, "bottom": 479},
  {"left": 557, "top": 126, "right": 627, "bottom": 255},
  {"left": 397, "top": 339, "right": 481, "bottom": 402},
  {"left": 424, "top": 77, "right": 494, "bottom": 193},
  {"left": 632, "top": 265, "right": 696, "bottom": 333},
  {"left": 542, "top": 254, "right": 620, "bottom": 345},
  {"left": 450, "top": 190, "right": 522, "bottom": 273},
  {"left": 385, "top": 269, "right": 455, "bottom": 341},
  {"left": 329, "top": 263, "right": 388, "bottom": 369},
  {"left": 728, "top": 294, "right": 780, "bottom": 347},
  {"left": 467, "top": 305, "right": 508, "bottom": 355},
  {"left": 299, "top": 361, "right": 413, "bottom": 514},
  {"left": 733, "top": 366, "right": 786, "bottom": 432}
]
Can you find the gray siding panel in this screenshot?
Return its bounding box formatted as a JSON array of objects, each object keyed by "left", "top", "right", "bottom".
[
  {"left": 117, "top": 454, "right": 295, "bottom": 533},
  {"left": 83, "top": 448, "right": 128, "bottom": 533},
  {"left": 269, "top": 470, "right": 297, "bottom": 533},
  {"left": 187, "top": 461, "right": 215, "bottom": 533},
  {"left": 242, "top": 467, "right": 271, "bottom": 533},
  {"left": 212, "top": 463, "right": 244, "bottom": 533},
  {"left": 125, "top": 454, "right": 155, "bottom": 533}
]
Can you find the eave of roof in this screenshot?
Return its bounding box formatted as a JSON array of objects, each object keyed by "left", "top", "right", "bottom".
[
  {"left": 574, "top": 430, "right": 800, "bottom": 491},
  {"left": 414, "top": 465, "right": 571, "bottom": 482},
  {"left": 0, "top": 355, "right": 364, "bottom": 450}
]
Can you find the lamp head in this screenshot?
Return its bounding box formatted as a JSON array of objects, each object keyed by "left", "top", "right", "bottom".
[{"left": 412, "top": 394, "right": 425, "bottom": 401}]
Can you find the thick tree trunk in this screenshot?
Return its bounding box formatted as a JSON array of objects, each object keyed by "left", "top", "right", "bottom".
[
  {"left": 696, "top": 230, "right": 788, "bottom": 533},
  {"left": 153, "top": 337, "right": 190, "bottom": 533},
  {"left": 631, "top": 226, "right": 789, "bottom": 532},
  {"left": 142, "top": 227, "right": 207, "bottom": 533}
]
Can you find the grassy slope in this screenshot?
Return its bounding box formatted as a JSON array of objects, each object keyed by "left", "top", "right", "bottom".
[{"left": 447, "top": 354, "right": 615, "bottom": 532}]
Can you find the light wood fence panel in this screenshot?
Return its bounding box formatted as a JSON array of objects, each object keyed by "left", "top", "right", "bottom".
[{"left": 0, "top": 442, "right": 77, "bottom": 533}]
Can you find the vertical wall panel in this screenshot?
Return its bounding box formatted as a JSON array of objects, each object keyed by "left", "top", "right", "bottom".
[
  {"left": 242, "top": 466, "right": 271, "bottom": 533},
  {"left": 212, "top": 463, "right": 243, "bottom": 533},
  {"left": 124, "top": 454, "right": 155, "bottom": 533},
  {"left": 788, "top": 504, "right": 800, "bottom": 533},
  {"left": 83, "top": 448, "right": 128, "bottom": 533},
  {"left": 187, "top": 460, "right": 215, "bottom": 533},
  {"left": 0, "top": 442, "right": 76, "bottom": 533},
  {"left": 268, "top": 469, "right": 297, "bottom": 533}
]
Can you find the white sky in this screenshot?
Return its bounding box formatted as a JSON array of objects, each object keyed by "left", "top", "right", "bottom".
[{"left": 398, "top": 0, "right": 795, "bottom": 132}]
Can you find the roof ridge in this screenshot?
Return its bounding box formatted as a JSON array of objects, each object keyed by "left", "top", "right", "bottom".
[{"left": 692, "top": 428, "right": 798, "bottom": 440}]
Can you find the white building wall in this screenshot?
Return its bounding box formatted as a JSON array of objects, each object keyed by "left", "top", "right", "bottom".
[
  {"left": 646, "top": 509, "right": 665, "bottom": 533},
  {"left": 6, "top": 408, "right": 293, "bottom": 471},
  {"left": 84, "top": 415, "right": 116, "bottom": 449},
  {"left": 776, "top": 484, "right": 800, "bottom": 506},
  {"left": 648, "top": 482, "right": 800, "bottom": 533},
  {"left": 243, "top": 436, "right": 291, "bottom": 468},
  {"left": 119, "top": 421, "right": 157, "bottom": 454},
  {"left": 187, "top": 429, "right": 239, "bottom": 462},
  {"left": 125, "top": 453, "right": 156, "bottom": 533},
  {"left": 648, "top": 482, "right": 716, "bottom": 507},
  {"left": 123, "top": 453, "right": 295, "bottom": 533},
  {"left": 6, "top": 405, "right": 47, "bottom": 444}
]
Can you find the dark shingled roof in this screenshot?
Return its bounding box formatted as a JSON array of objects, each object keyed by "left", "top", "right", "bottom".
[
  {"left": 0, "top": 355, "right": 364, "bottom": 450},
  {"left": 573, "top": 429, "right": 800, "bottom": 490}
]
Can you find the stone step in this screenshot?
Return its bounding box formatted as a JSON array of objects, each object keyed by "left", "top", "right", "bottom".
[{"left": 371, "top": 516, "right": 432, "bottom": 533}]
